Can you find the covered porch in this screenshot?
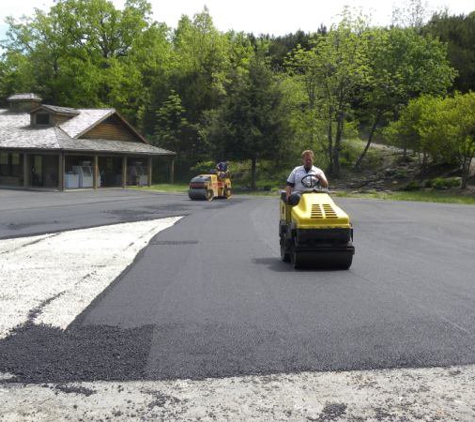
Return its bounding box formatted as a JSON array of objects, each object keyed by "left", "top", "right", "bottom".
[{"left": 0, "top": 150, "right": 175, "bottom": 190}]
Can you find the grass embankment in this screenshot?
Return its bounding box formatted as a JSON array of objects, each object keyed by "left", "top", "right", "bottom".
[
  {"left": 133, "top": 141, "right": 475, "bottom": 205},
  {"left": 334, "top": 190, "right": 475, "bottom": 205},
  {"left": 131, "top": 183, "right": 188, "bottom": 193},
  {"left": 133, "top": 184, "right": 475, "bottom": 205}
]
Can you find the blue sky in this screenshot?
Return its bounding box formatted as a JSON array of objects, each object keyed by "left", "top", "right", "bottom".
[{"left": 0, "top": 0, "right": 474, "bottom": 40}]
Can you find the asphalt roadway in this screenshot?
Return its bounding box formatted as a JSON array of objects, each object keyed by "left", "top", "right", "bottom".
[{"left": 1, "top": 188, "right": 475, "bottom": 383}]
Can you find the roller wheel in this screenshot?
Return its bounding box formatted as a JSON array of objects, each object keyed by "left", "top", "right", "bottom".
[
  {"left": 224, "top": 187, "right": 232, "bottom": 199},
  {"left": 335, "top": 253, "right": 353, "bottom": 270},
  {"left": 189, "top": 189, "right": 208, "bottom": 200},
  {"left": 280, "top": 239, "right": 290, "bottom": 262},
  {"left": 206, "top": 189, "right": 214, "bottom": 201},
  {"left": 290, "top": 243, "right": 302, "bottom": 269}
]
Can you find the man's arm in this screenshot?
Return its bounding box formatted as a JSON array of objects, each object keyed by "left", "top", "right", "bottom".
[
  {"left": 285, "top": 183, "right": 293, "bottom": 200},
  {"left": 318, "top": 172, "right": 329, "bottom": 188},
  {"left": 285, "top": 168, "right": 296, "bottom": 200}
]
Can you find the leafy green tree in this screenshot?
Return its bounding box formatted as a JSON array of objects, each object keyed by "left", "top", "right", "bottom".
[
  {"left": 287, "top": 10, "right": 370, "bottom": 177},
  {"left": 354, "top": 27, "right": 455, "bottom": 168},
  {"left": 259, "top": 29, "right": 317, "bottom": 71},
  {"left": 170, "top": 8, "right": 231, "bottom": 118},
  {"left": 1, "top": 0, "right": 155, "bottom": 107},
  {"left": 204, "top": 46, "right": 292, "bottom": 189},
  {"left": 424, "top": 11, "right": 475, "bottom": 92},
  {"left": 153, "top": 91, "right": 197, "bottom": 163},
  {"left": 386, "top": 93, "right": 475, "bottom": 188},
  {"left": 432, "top": 93, "right": 475, "bottom": 188},
  {"left": 144, "top": 8, "right": 234, "bottom": 170},
  {"left": 120, "top": 21, "right": 173, "bottom": 126},
  {"left": 0, "top": 51, "right": 36, "bottom": 99},
  {"left": 392, "top": 0, "right": 431, "bottom": 29},
  {"left": 385, "top": 95, "right": 444, "bottom": 167}
]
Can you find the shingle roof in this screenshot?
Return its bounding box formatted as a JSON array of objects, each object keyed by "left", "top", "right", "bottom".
[
  {"left": 7, "top": 93, "right": 42, "bottom": 102},
  {"left": 59, "top": 108, "right": 114, "bottom": 138},
  {"left": 36, "top": 105, "right": 80, "bottom": 116},
  {"left": 0, "top": 111, "right": 59, "bottom": 149},
  {"left": 0, "top": 109, "right": 175, "bottom": 156},
  {"left": 57, "top": 132, "right": 175, "bottom": 155}
]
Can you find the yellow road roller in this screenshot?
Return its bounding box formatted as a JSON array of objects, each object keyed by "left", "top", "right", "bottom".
[
  {"left": 279, "top": 174, "right": 354, "bottom": 269},
  {"left": 188, "top": 173, "right": 232, "bottom": 201}
]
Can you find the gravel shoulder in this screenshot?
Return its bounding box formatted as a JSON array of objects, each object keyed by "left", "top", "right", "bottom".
[{"left": 1, "top": 365, "right": 474, "bottom": 421}]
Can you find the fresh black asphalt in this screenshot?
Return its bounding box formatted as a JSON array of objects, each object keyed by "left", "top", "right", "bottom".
[{"left": 1, "top": 188, "right": 475, "bottom": 383}]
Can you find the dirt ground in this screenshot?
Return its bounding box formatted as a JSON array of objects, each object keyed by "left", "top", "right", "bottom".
[{"left": 1, "top": 364, "right": 475, "bottom": 421}]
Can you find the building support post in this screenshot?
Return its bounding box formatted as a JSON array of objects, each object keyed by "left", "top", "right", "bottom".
[
  {"left": 23, "top": 153, "right": 29, "bottom": 188},
  {"left": 169, "top": 158, "right": 175, "bottom": 184},
  {"left": 122, "top": 156, "right": 127, "bottom": 188},
  {"left": 93, "top": 155, "right": 99, "bottom": 189},
  {"left": 58, "top": 152, "right": 65, "bottom": 191},
  {"left": 147, "top": 156, "right": 152, "bottom": 187}
]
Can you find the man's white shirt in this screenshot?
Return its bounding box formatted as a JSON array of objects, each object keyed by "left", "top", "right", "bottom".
[{"left": 287, "top": 165, "right": 325, "bottom": 192}]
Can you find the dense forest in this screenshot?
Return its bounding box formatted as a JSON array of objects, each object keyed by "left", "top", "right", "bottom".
[{"left": 1, "top": 0, "right": 474, "bottom": 187}]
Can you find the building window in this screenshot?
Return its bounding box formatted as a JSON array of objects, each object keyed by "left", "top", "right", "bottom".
[
  {"left": 0, "top": 153, "right": 8, "bottom": 176},
  {"left": 35, "top": 113, "right": 51, "bottom": 125},
  {"left": 0, "top": 153, "right": 22, "bottom": 177},
  {"left": 11, "top": 153, "right": 21, "bottom": 177}
]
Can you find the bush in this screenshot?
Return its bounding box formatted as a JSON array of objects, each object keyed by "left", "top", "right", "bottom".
[
  {"left": 190, "top": 160, "right": 215, "bottom": 175},
  {"left": 339, "top": 140, "right": 360, "bottom": 168},
  {"left": 395, "top": 168, "right": 408, "bottom": 178},
  {"left": 404, "top": 180, "right": 421, "bottom": 191},
  {"left": 428, "top": 177, "right": 462, "bottom": 190}
]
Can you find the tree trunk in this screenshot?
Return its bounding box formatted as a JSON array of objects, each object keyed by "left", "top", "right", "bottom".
[
  {"left": 250, "top": 157, "right": 257, "bottom": 190},
  {"left": 422, "top": 152, "right": 428, "bottom": 170},
  {"left": 333, "top": 114, "right": 344, "bottom": 178},
  {"left": 327, "top": 119, "right": 333, "bottom": 175},
  {"left": 355, "top": 111, "right": 381, "bottom": 170},
  {"left": 460, "top": 156, "right": 473, "bottom": 189}
]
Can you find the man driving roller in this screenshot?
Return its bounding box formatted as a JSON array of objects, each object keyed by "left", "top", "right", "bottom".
[{"left": 285, "top": 149, "right": 328, "bottom": 201}]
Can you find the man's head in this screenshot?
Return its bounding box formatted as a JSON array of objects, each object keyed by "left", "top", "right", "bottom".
[{"left": 301, "top": 150, "right": 314, "bottom": 169}]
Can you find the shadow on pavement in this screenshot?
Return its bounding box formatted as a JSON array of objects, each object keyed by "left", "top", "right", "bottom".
[{"left": 252, "top": 257, "right": 351, "bottom": 273}]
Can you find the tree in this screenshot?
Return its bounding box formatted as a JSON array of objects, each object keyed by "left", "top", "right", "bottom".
[
  {"left": 1, "top": 0, "right": 155, "bottom": 107},
  {"left": 392, "top": 0, "right": 431, "bottom": 29},
  {"left": 354, "top": 27, "right": 456, "bottom": 168},
  {"left": 153, "top": 91, "right": 197, "bottom": 163},
  {"left": 146, "top": 8, "right": 234, "bottom": 170},
  {"left": 204, "top": 45, "right": 292, "bottom": 189},
  {"left": 170, "top": 8, "right": 231, "bottom": 119},
  {"left": 424, "top": 11, "right": 475, "bottom": 93},
  {"left": 434, "top": 93, "right": 475, "bottom": 188},
  {"left": 385, "top": 93, "right": 475, "bottom": 188},
  {"left": 384, "top": 95, "right": 442, "bottom": 167},
  {"left": 286, "top": 10, "right": 370, "bottom": 177},
  {"left": 121, "top": 21, "right": 173, "bottom": 127}
]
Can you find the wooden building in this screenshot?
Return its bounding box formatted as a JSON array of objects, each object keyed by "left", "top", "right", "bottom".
[{"left": 0, "top": 93, "right": 175, "bottom": 190}]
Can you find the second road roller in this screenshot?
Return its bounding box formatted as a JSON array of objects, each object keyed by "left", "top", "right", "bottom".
[{"left": 188, "top": 172, "right": 232, "bottom": 201}]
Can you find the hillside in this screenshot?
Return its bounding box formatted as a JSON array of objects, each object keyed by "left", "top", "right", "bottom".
[{"left": 331, "top": 143, "right": 475, "bottom": 195}]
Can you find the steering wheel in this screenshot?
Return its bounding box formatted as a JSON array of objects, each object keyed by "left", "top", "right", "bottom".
[{"left": 300, "top": 174, "right": 321, "bottom": 190}]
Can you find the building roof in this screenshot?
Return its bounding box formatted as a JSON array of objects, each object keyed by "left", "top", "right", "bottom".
[
  {"left": 7, "top": 93, "right": 42, "bottom": 102},
  {"left": 0, "top": 109, "right": 175, "bottom": 156},
  {"left": 33, "top": 104, "right": 80, "bottom": 116},
  {"left": 58, "top": 133, "right": 174, "bottom": 155},
  {"left": 59, "top": 109, "right": 115, "bottom": 138}
]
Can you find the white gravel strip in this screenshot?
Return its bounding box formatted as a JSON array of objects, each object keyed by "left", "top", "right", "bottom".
[
  {"left": 1, "top": 365, "right": 474, "bottom": 421},
  {"left": 0, "top": 217, "right": 182, "bottom": 339}
]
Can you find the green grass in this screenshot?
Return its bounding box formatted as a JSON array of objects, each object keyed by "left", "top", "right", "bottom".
[
  {"left": 334, "top": 189, "right": 475, "bottom": 205},
  {"left": 132, "top": 183, "right": 475, "bottom": 205},
  {"left": 130, "top": 183, "right": 188, "bottom": 193}
]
